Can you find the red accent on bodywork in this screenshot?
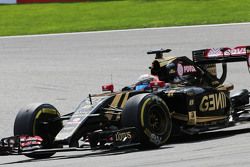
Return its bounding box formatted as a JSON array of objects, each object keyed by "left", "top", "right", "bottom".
[
  {"left": 102, "top": 84, "right": 114, "bottom": 92},
  {"left": 19, "top": 135, "right": 43, "bottom": 147},
  {"left": 149, "top": 80, "right": 165, "bottom": 88}
]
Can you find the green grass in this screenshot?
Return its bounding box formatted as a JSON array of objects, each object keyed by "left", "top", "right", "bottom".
[{"left": 1, "top": 0, "right": 250, "bottom": 36}]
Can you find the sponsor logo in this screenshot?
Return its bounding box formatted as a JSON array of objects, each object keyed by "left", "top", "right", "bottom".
[
  {"left": 115, "top": 131, "right": 132, "bottom": 141},
  {"left": 149, "top": 133, "right": 162, "bottom": 145},
  {"left": 189, "top": 99, "right": 194, "bottom": 106},
  {"left": 208, "top": 47, "right": 247, "bottom": 57},
  {"left": 184, "top": 65, "right": 196, "bottom": 73},
  {"left": 177, "top": 64, "right": 196, "bottom": 76},
  {"left": 207, "top": 48, "right": 223, "bottom": 57},
  {"left": 199, "top": 92, "right": 227, "bottom": 112},
  {"left": 225, "top": 47, "right": 246, "bottom": 56},
  {"left": 177, "top": 63, "right": 183, "bottom": 76},
  {"left": 188, "top": 111, "right": 197, "bottom": 125}
]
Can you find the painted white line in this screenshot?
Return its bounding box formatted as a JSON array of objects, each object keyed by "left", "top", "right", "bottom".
[{"left": 1, "top": 22, "right": 250, "bottom": 39}]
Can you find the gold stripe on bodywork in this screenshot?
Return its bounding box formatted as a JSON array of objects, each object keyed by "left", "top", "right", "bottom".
[
  {"left": 216, "top": 83, "right": 234, "bottom": 91},
  {"left": 196, "top": 116, "right": 227, "bottom": 123},
  {"left": 156, "top": 56, "right": 176, "bottom": 67},
  {"left": 111, "top": 93, "right": 123, "bottom": 108},
  {"left": 172, "top": 112, "right": 226, "bottom": 123},
  {"left": 167, "top": 90, "right": 176, "bottom": 97},
  {"left": 120, "top": 92, "right": 129, "bottom": 109},
  {"left": 171, "top": 112, "right": 188, "bottom": 121}
]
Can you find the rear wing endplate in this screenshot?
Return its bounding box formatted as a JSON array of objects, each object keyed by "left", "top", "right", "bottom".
[{"left": 192, "top": 46, "right": 250, "bottom": 71}]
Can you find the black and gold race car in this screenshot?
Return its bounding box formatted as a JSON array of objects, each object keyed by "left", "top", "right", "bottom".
[{"left": 1, "top": 46, "right": 250, "bottom": 159}]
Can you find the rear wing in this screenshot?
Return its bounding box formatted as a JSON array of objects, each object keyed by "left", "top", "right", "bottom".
[{"left": 192, "top": 46, "right": 250, "bottom": 70}]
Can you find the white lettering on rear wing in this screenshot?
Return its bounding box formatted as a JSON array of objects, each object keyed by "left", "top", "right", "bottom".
[
  {"left": 193, "top": 45, "right": 250, "bottom": 72},
  {"left": 206, "top": 46, "right": 247, "bottom": 57}
]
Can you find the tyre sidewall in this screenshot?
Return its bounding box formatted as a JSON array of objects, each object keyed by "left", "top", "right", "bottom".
[
  {"left": 14, "top": 103, "right": 62, "bottom": 159},
  {"left": 138, "top": 95, "right": 172, "bottom": 146},
  {"left": 122, "top": 94, "right": 172, "bottom": 148}
]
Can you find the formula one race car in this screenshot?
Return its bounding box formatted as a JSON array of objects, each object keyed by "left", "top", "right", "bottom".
[{"left": 1, "top": 46, "right": 250, "bottom": 159}]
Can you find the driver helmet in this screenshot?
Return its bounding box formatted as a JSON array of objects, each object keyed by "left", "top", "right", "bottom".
[{"left": 135, "top": 74, "right": 158, "bottom": 90}]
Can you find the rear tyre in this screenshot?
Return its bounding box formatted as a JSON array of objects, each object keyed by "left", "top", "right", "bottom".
[
  {"left": 14, "top": 103, "right": 62, "bottom": 159},
  {"left": 122, "top": 94, "right": 172, "bottom": 148}
]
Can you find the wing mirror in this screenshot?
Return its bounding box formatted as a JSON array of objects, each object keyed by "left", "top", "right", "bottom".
[{"left": 102, "top": 84, "right": 114, "bottom": 93}]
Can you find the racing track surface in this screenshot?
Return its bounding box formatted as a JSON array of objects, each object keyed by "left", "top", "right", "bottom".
[{"left": 1, "top": 23, "right": 250, "bottom": 167}]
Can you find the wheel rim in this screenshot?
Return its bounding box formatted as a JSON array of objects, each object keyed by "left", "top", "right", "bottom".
[
  {"left": 34, "top": 108, "right": 62, "bottom": 148},
  {"left": 147, "top": 105, "right": 168, "bottom": 135}
]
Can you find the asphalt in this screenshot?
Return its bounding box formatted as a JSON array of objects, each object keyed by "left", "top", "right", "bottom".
[{"left": 0, "top": 23, "right": 250, "bottom": 166}]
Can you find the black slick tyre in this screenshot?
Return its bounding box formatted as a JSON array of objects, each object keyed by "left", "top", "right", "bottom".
[
  {"left": 14, "top": 103, "right": 62, "bottom": 159},
  {"left": 122, "top": 94, "right": 172, "bottom": 148}
]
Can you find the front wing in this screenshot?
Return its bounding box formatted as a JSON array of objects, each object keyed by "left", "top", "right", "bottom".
[{"left": 0, "top": 127, "right": 139, "bottom": 156}]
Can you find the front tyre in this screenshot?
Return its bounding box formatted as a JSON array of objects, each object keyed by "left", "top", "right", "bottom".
[
  {"left": 14, "top": 103, "right": 62, "bottom": 159},
  {"left": 122, "top": 94, "right": 172, "bottom": 148}
]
